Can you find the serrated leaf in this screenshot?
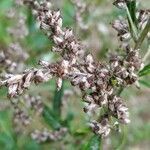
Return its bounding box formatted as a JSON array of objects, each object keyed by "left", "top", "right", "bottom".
[
  {"left": 139, "top": 64, "right": 150, "bottom": 77},
  {"left": 139, "top": 80, "right": 150, "bottom": 88},
  {"left": 53, "top": 81, "right": 64, "bottom": 118},
  {"left": 42, "top": 106, "right": 61, "bottom": 130},
  {"left": 83, "top": 135, "right": 101, "bottom": 150}
]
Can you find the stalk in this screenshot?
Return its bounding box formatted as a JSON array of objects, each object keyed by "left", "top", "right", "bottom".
[
  {"left": 134, "top": 17, "right": 150, "bottom": 49},
  {"left": 125, "top": 4, "right": 138, "bottom": 41}
]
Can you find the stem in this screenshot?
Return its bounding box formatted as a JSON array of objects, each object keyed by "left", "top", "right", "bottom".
[
  {"left": 134, "top": 17, "right": 150, "bottom": 49},
  {"left": 143, "top": 45, "right": 150, "bottom": 62},
  {"left": 117, "top": 86, "right": 124, "bottom": 96},
  {"left": 125, "top": 5, "right": 138, "bottom": 41},
  {"left": 116, "top": 126, "right": 127, "bottom": 150},
  {"left": 117, "top": 17, "right": 150, "bottom": 96}
]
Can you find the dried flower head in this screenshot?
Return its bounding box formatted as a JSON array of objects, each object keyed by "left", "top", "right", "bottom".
[{"left": 0, "top": 0, "right": 149, "bottom": 139}]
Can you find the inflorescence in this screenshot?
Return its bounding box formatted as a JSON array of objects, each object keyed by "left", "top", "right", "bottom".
[{"left": 0, "top": 0, "right": 149, "bottom": 140}]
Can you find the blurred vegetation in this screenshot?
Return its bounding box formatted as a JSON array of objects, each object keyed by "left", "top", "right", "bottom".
[{"left": 0, "top": 0, "right": 149, "bottom": 149}]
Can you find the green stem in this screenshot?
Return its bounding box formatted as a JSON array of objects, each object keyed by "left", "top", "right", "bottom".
[
  {"left": 125, "top": 4, "right": 138, "bottom": 41},
  {"left": 53, "top": 81, "right": 64, "bottom": 118},
  {"left": 134, "top": 17, "right": 150, "bottom": 49},
  {"left": 116, "top": 126, "right": 127, "bottom": 150},
  {"left": 118, "top": 18, "right": 150, "bottom": 95},
  {"left": 143, "top": 45, "right": 150, "bottom": 62}
]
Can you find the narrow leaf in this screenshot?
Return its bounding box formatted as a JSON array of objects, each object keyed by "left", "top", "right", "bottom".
[
  {"left": 84, "top": 135, "right": 101, "bottom": 150},
  {"left": 42, "top": 106, "right": 61, "bottom": 130},
  {"left": 139, "top": 80, "right": 150, "bottom": 88},
  {"left": 62, "top": 111, "right": 74, "bottom": 128},
  {"left": 139, "top": 64, "right": 150, "bottom": 76},
  {"left": 53, "top": 81, "right": 64, "bottom": 118},
  {"left": 126, "top": 0, "right": 137, "bottom": 27},
  {"left": 126, "top": 0, "right": 138, "bottom": 41}
]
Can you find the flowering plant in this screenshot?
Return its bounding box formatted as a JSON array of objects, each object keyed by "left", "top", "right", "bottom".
[{"left": 0, "top": 0, "right": 149, "bottom": 149}]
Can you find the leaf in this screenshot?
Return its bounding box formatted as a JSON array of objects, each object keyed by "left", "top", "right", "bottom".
[
  {"left": 139, "top": 64, "right": 150, "bottom": 77},
  {"left": 83, "top": 135, "right": 101, "bottom": 150},
  {"left": 126, "top": 0, "right": 138, "bottom": 28},
  {"left": 23, "top": 139, "right": 40, "bottom": 150},
  {"left": 42, "top": 106, "right": 61, "bottom": 130},
  {"left": 0, "top": 111, "right": 16, "bottom": 149},
  {"left": 139, "top": 80, "right": 150, "bottom": 88},
  {"left": 53, "top": 81, "right": 64, "bottom": 118},
  {"left": 74, "top": 127, "right": 90, "bottom": 136},
  {"left": 62, "top": 111, "right": 74, "bottom": 128},
  {"left": 0, "top": 133, "right": 16, "bottom": 150},
  {"left": 110, "top": 78, "right": 118, "bottom": 86}
]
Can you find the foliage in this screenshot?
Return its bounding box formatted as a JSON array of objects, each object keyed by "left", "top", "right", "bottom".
[{"left": 0, "top": 0, "right": 149, "bottom": 149}]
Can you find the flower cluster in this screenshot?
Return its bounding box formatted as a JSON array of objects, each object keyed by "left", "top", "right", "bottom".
[
  {"left": 12, "top": 94, "right": 44, "bottom": 133},
  {"left": 0, "top": 68, "right": 51, "bottom": 98},
  {"left": 13, "top": 105, "right": 31, "bottom": 127},
  {"left": 0, "top": 51, "right": 17, "bottom": 73},
  {"left": 24, "top": 94, "right": 43, "bottom": 113},
  {"left": 71, "top": 0, "right": 89, "bottom": 30},
  {"left": 0, "top": 0, "right": 149, "bottom": 139},
  {"left": 0, "top": 0, "right": 46, "bottom": 140},
  {"left": 31, "top": 128, "right": 67, "bottom": 143},
  {"left": 113, "top": 0, "right": 150, "bottom": 41},
  {"left": 0, "top": 1, "right": 29, "bottom": 75}
]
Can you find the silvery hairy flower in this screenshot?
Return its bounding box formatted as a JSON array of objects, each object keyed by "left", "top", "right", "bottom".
[
  {"left": 108, "top": 96, "right": 130, "bottom": 124},
  {"left": 7, "top": 15, "right": 29, "bottom": 39},
  {"left": 137, "top": 9, "right": 150, "bottom": 38},
  {"left": 31, "top": 128, "right": 67, "bottom": 143},
  {"left": 113, "top": 0, "right": 128, "bottom": 9},
  {"left": 112, "top": 5, "right": 150, "bottom": 42},
  {"left": 0, "top": 68, "right": 51, "bottom": 98},
  {"left": 0, "top": 0, "right": 29, "bottom": 75},
  {"left": 112, "top": 19, "right": 131, "bottom": 41},
  {"left": 71, "top": 0, "right": 89, "bottom": 30},
  {"left": 13, "top": 106, "right": 31, "bottom": 126},
  {"left": 24, "top": 94, "right": 43, "bottom": 113},
  {"left": 0, "top": 0, "right": 147, "bottom": 138},
  {"left": 0, "top": 51, "right": 17, "bottom": 73},
  {"left": 90, "top": 117, "right": 111, "bottom": 137}
]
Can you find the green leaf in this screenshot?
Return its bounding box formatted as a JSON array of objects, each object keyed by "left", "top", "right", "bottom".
[
  {"left": 74, "top": 127, "right": 90, "bottom": 136},
  {"left": 83, "top": 135, "right": 101, "bottom": 150},
  {"left": 126, "top": 0, "right": 138, "bottom": 41},
  {"left": 53, "top": 81, "right": 64, "bottom": 118},
  {"left": 42, "top": 106, "right": 61, "bottom": 130},
  {"left": 0, "top": 133, "right": 16, "bottom": 150},
  {"left": 126, "top": 0, "right": 137, "bottom": 28},
  {"left": 139, "top": 80, "right": 150, "bottom": 88},
  {"left": 62, "top": 111, "right": 74, "bottom": 128},
  {"left": 139, "top": 64, "right": 150, "bottom": 77},
  {"left": 23, "top": 139, "right": 40, "bottom": 150}
]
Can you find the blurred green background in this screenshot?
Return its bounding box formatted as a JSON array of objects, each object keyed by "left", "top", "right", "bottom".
[{"left": 0, "top": 0, "right": 149, "bottom": 149}]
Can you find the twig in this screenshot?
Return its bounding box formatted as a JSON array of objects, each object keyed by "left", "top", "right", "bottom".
[
  {"left": 134, "top": 17, "right": 150, "bottom": 49},
  {"left": 143, "top": 45, "right": 150, "bottom": 62}
]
